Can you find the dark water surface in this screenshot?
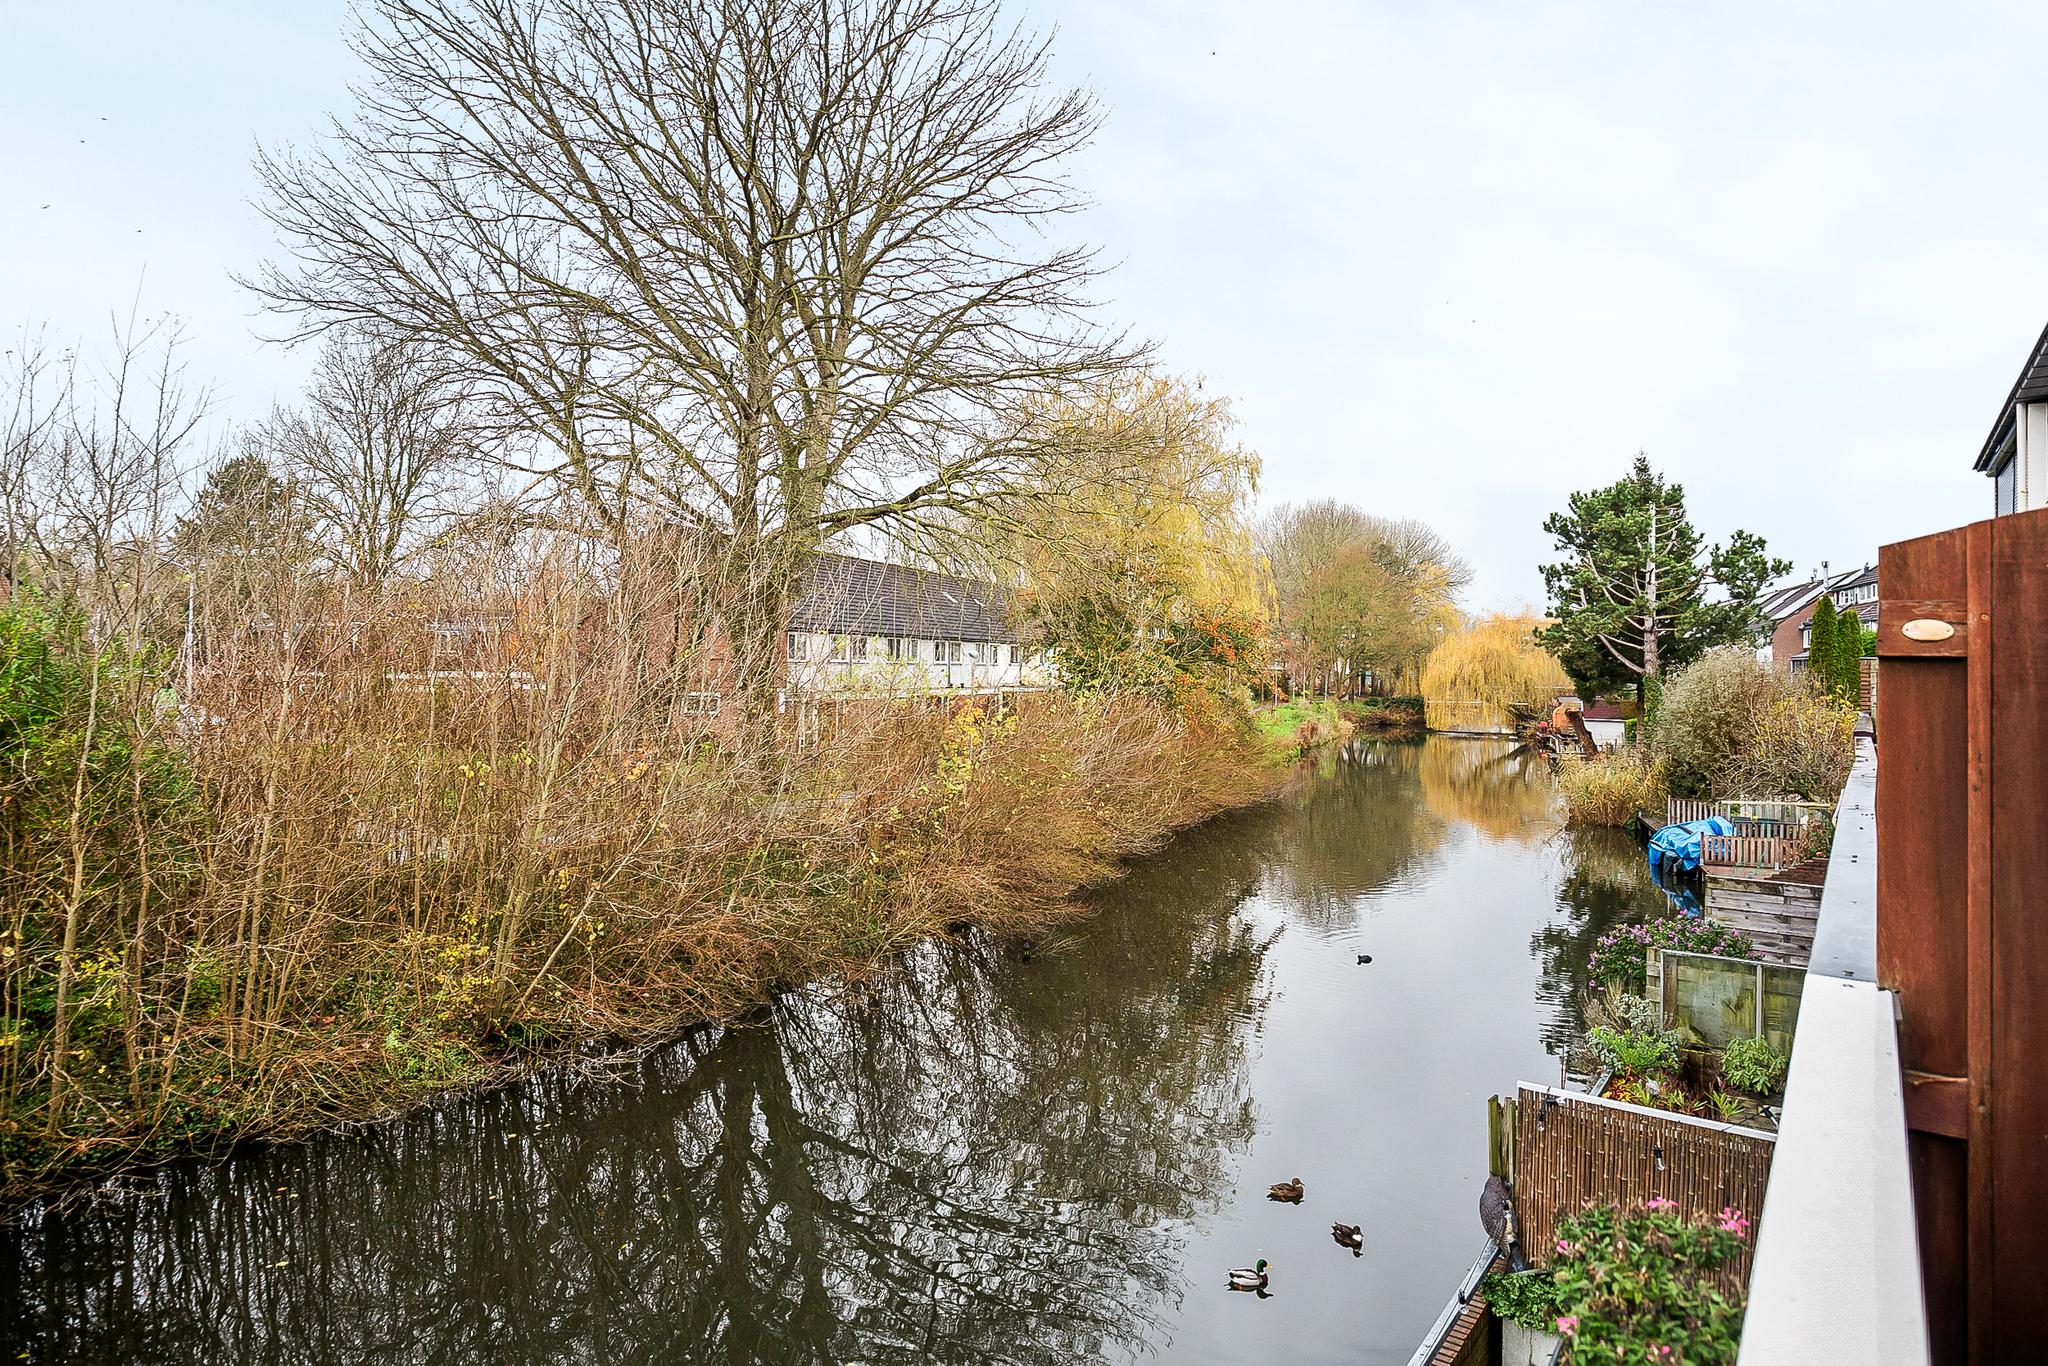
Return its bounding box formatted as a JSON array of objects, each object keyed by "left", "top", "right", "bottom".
[{"left": 1, "top": 737, "right": 1663, "bottom": 1366}]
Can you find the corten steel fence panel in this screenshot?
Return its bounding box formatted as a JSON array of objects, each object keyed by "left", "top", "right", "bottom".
[{"left": 1877, "top": 505, "right": 2048, "bottom": 1365}]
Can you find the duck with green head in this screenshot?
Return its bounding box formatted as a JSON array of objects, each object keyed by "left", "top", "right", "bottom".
[{"left": 1226, "top": 1258, "right": 1270, "bottom": 1292}]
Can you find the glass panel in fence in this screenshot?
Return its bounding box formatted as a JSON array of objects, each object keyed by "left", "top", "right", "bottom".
[
  {"left": 1663, "top": 950, "right": 1760, "bottom": 1048},
  {"left": 1761, "top": 964, "right": 1804, "bottom": 1053}
]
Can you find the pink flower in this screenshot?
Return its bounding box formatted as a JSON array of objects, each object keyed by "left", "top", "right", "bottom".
[
  {"left": 1645, "top": 1196, "right": 1677, "bottom": 1212},
  {"left": 1718, "top": 1206, "right": 1752, "bottom": 1238},
  {"left": 1555, "top": 1315, "right": 1579, "bottom": 1338},
  {"left": 1555, "top": 1238, "right": 1578, "bottom": 1256},
  {"left": 1651, "top": 1347, "right": 1674, "bottom": 1361}
]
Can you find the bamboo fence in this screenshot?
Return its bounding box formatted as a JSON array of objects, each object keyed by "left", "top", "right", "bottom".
[{"left": 1509, "top": 1083, "right": 1776, "bottom": 1298}]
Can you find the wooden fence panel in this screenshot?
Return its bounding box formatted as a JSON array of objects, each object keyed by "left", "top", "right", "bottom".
[
  {"left": 1667, "top": 797, "right": 1717, "bottom": 825},
  {"left": 1701, "top": 834, "right": 1799, "bottom": 872},
  {"left": 1511, "top": 1085, "right": 1775, "bottom": 1298}
]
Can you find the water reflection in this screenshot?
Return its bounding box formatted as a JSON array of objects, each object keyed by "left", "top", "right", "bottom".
[
  {"left": 1258, "top": 740, "right": 1448, "bottom": 931},
  {"left": 1417, "top": 739, "right": 1557, "bottom": 844},
  {"left": 1529, "top": 827, "right": 1671, "bottom": 1055},
  {"left": 2, "top": 738, "right": 1668, "bottom": 1366},
  {"left": 3, "top": 888, "right": 1273, "bottom": 1364}
]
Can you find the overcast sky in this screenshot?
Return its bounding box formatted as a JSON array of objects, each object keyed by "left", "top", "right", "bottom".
[{"left": 6, "top": 1, "right": 2041, "bottom": 608}]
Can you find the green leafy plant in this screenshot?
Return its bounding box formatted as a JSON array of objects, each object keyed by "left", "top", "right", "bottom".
[
  {"left": 1498, "top": 1201, "right": 1749, "bottom": 1362},
  {"left": 1720, "top": 1035, "right": 1789, "bottom": 1097},
  {"left": 1806, "top": 594, "right": 1839, "bottom": 698},
  {"left": 1589, "top": 1020, "right": 1682, "bottom": 1079},
  {"left": 1479, "top": 1268, "right": 1565, "bottom": 1330},
  {"left": 1707, "top": 1088, "right": 1745, "bottom": 1122}
]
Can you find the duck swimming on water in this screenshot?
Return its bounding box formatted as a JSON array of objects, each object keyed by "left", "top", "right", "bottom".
[
  {"left": 1331, "top": 1222, "right": 1364, "bottom": 1255},
  {"left": 1267, "top": 1178, "right": 1304, "bottom": 1203},
  {"left": 1227, "top": 1258, "right": 1270, "bottom": 1291}
]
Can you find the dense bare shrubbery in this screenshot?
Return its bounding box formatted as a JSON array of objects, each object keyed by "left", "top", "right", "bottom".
[
  {"left": 1650, "top": 649, "right": 1787, "bottom": 799},
  {"left": 1716, "top": 689, "right": 1857, "bottom": 801},
  {"left": 1649, "top": 648, "right": 1854, "bottom": 801},
  {"left": 0, "top": 562, "right": 1268, "bottom": 1198}
]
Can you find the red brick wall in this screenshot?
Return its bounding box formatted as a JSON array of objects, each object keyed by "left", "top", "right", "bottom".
[{"left": 1770, "top": 598, "right": 1821, "bottom": 670}]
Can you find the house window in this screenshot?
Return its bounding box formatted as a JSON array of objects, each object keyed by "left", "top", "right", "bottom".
[
  {"left": 885, "top": 636, "right": 913, "bottom": 661},
  {"left": 786, "top": 632, "right": 808, "bottom": 661},
  {"left": 935, "top": 641, "right": 962, "bottom": 664},
  {"left": 1996, "top": 454, "right": 2017, "bottom": 516},
  {"left": 1007, "top": 643, "right": 1018, "bottom": 665},
  {"left": 682, "top": 691, "right": 721, "bottom": 716},
  {"left": 848, "top": 636, "right": 869, "bottom": 662}
]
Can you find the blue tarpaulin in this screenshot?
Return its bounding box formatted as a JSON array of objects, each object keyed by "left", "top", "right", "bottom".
[{"left": 1647, "top": 817, "right": 1732, "bottom": 876}]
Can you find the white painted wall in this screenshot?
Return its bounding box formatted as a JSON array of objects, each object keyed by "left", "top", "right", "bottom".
[
  {"left": 2018, "top": 401, "right": 2048, "bottom": 513},
  {"left": 785, "top": 632, "right": 1051, "bottom": 695}
]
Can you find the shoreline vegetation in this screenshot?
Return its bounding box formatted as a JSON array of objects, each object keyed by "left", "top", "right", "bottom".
[
  {"left": 1555, "top": 649, "right": 1855, "bottom": 829},
  {"left": 2, "top": 569, "right": 1343, "bottom": 1210},
  {"left": 2, "top": 547, "right": 1372, "bottom": 1212}
]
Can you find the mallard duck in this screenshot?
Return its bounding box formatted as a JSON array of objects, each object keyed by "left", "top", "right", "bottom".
[
  {"left": 1331, "top": 1222, "right": 1364, "bottom": 1254},
  {"left": 1226, "top": 1258, "right": 1270, "bottom": 1291},
  {"left": 1267, "top": 1178, "right": 1304, "bottom": 1203}
]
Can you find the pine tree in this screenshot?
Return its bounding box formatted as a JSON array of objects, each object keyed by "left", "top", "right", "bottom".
[
  {"left": 1806, "top": 595, "right": 1839, "bottom": 697},
  {"left": 1537, "top": 453, "right": 1790, "bottom": 705}
]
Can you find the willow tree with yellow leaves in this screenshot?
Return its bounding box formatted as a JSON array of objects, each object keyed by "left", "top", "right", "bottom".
[
  {"left": 1419, "top": 613, "right": 1572, "bottom": 734},
  {"left": 972, "top": 374, "right": 1268, "bottom": 719}
]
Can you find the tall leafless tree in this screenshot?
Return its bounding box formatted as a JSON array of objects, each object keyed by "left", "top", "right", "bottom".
[
  {"left": 260, "top": 331, "right": 465, "bottom": 585},
  {"left": 247, "top": 0, "right": 1138, "bottom": 734}
]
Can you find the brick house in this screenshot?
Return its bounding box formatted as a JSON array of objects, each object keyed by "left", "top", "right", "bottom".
[{"left": 1760, "top": 562, "right": 1877, "bottom": 675}]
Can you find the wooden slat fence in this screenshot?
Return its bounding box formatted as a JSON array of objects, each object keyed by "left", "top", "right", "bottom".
[
  {"left": 1667, "top": 796, "right": 1718, "bottom": 825},
  {"left": 1511, "top": 1084, "right": 1776, "bottom": 1297},
  {"left": 1701, "top": 833, "right": 1801, "bottom": 873}
]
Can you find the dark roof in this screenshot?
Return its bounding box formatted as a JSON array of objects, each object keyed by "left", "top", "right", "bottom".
[
  {"left": 789, "top": 553, "right": 1016, "bottom": 643},
  {"left": 1761, "top": 562, "right": 1878, "bottom": 624},
  {"left": 1760, "top": 576, "right": 1828, "bottom": 623},
  {"left": 1975, "top": 320, "right": 2048, "bottom": 472}
]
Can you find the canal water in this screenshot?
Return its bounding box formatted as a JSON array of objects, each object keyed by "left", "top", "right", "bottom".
[{"left": 1, "top": 736, "right": 1665, "bottom": 1366}]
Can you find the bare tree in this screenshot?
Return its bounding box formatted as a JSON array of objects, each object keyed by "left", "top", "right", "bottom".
[
  {"left": 261, "top": 331, "right": 465, "bottom": 584},
  {"left": 247, "top": 0, "right": 1137, "bottom": 734},
  {"left": 1259, "top": 500, "right": 1472, "bottom": 694}
]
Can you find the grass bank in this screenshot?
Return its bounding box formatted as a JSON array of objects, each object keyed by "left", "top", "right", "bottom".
[
  {"left": 2, "top": 596, "right": 1283, "bottom": 1208},
  {"left": 1251, "top": 698, "right": 1355, "bottom": 758}
]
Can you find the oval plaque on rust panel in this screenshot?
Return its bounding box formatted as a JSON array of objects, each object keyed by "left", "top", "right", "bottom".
[{"left": 1901, "top": 618, "right": 1955, "bottom": 643}]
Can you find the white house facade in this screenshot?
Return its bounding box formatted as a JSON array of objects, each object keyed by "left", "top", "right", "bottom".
[
  {"left": 780, "top": 554, "right": 1049, "bottom": 699},
  {"left": 1977, "top": 321, "right": 2048, "bottom": 516}
]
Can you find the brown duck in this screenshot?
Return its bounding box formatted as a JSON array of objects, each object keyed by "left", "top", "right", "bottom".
[
  {"left": 1331, "top": 1222, "right": 1364, "bottom": 1255},
  {"left": 1267, "top": 1178, "right": 1304, "bottom": 1204}
]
